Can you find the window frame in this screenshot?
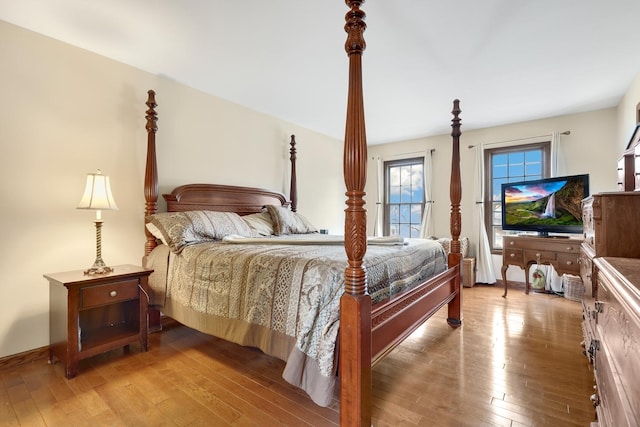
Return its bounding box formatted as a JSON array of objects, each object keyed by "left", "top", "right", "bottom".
[
  {"left": 383, "top": 156, "right": 425, "bottom": 238},
  {"left": 484, "top": 142, "right": 551, "bottom": 253}
]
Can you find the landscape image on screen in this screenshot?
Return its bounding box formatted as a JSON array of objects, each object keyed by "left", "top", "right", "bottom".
[{"left": 503, "top": 179, "right": 584, "bottom": 228}]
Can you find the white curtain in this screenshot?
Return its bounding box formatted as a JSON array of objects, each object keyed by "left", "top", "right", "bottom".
[
  {"left": 373, "top": 156, "right": 384, "bottom": 237},
  {"left": 473, "top": 145, "right": 497, "bottom": 284},
  {"left": 420, "top": 150, "right": 434, "bottom": 238},
  {"left": 550, "top": 131, "right": 567, "bottom": 177},
  {"left": 540, "top": 131, "right": 568, "bottom": 292}
]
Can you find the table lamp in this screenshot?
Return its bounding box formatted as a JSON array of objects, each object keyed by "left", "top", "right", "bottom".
[{"left": 77, "top": 170, "right": 118, "bottom": 274}]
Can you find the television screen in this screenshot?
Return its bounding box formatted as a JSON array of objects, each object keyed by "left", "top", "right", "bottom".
[{"left": 501, "top": 174, "right": 590, "bottom": 235}]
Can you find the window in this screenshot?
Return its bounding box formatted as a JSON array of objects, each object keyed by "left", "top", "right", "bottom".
[
  {"left": 485, "top": 142, "right": 550, "bottom": 251},
  {"left": 384, "top": 157, "right": 425, "bottom": 238}
]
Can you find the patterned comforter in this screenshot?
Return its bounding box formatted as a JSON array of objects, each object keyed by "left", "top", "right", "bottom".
[{"left": 146, "top": 236, "right": 446, "bottom": 406}]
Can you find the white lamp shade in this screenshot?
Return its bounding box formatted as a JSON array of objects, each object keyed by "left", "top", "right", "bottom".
[{"left": 77, "top": 171, "right": 118, "bottom": 210}]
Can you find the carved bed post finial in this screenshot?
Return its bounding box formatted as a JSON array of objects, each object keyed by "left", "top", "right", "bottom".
[
  {"left": 144, "top": 90, "right": 159, "bottom": 257},
  {"left": 341, "top": 1, "right": 371, "bottom": 426},
  {"left": 344, "top": 0, "right": 367, "bottom": 56},
  {"left": 289, "top": 135, "right": 298, "bottom": 212},
  {"left": 449, "top": 99, "right": 462, "bottom": 267}
]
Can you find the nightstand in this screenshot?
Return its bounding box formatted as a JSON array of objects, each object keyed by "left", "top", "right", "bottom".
[{"left": 44, "top": 264, "right": 153, "bottom": 378}]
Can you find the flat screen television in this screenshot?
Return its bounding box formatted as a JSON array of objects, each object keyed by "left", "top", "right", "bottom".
[{"left": 501, "top": 174, "right": 590, "bottom": 236}]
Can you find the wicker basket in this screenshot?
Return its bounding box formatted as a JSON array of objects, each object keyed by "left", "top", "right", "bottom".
[
  {"left": 563, "top": 274, "right": 584, "bottom": 301},
  {"left": 462, "top": 258, "right": 475, "bottom": 288}
]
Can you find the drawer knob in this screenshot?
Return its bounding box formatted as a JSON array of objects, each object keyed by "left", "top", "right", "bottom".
[
  {"left": 565, "top": 260, "right": 573, "bottom": 266},
  {"left": 509, "top": 253, "right": 515, "bottom": 258},
  {"left": 110, "top": 290, "right": 117, "bottom": 297},
  {"left": 509, "top": 241, "right": 514, "bottom": 246}
]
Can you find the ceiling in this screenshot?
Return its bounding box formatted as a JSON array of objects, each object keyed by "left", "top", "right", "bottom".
[{"left": 2, "top": 0, "right": 640, "bottom": 145}]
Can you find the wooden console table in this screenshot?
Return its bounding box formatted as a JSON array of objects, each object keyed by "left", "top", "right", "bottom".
[{"left": 501, "top": 235, "right": 582, "bottom": 297}]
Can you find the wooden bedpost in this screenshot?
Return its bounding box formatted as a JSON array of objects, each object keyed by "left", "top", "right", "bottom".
[
  {"left": 341, "top": 1, "right": 371, "bottom": 426},
  {"left": 289, "top": 135, "right": 298, "bottom": 212},
  {"left": 447, "top": 99, "right": 463, "bottom": 326},
  {"left": 144, "top": 90, "right": 162, "bottom": 332},
  {"left": 144, "top": 90, "right": 159, "bottom": 256}
]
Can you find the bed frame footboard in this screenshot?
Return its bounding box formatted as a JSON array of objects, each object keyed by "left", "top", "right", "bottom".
[{"left": 371, "top": 265, "right": 461, "bottom": 364}]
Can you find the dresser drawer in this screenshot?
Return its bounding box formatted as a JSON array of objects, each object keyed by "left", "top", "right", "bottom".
[
  {"left": 81, "top": 279, "right": 139, "bottom": 309},
  {"left": 580, "top": 245, "right": 595, "bottom": 297}
]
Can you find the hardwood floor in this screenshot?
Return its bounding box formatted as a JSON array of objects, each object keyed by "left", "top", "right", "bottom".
[{"left": 1, "top": 284, "right": 596, "bottom": 426}]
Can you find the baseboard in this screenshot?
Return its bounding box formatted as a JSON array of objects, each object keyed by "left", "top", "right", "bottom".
[
  {"left": 0, "top": 346, "right": 48, "bottom": 371},
  {"left": 0, "top": 316, "right": 178, "bottom": 371}
]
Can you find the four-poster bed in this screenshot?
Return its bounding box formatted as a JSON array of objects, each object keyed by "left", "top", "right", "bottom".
[{"left": 141, "top": 1, "right": 463, "bottom": 425}]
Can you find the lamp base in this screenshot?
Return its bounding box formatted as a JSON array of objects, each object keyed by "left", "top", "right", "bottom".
[
  {"left": 84, "top": 219, "right": 114, "bottom": 275},
  {"left": 84, "top": 259, "right": 114, "bottom": 275},
  {"left": 84, "top": 266, "right": 114, "bottom": 275}
]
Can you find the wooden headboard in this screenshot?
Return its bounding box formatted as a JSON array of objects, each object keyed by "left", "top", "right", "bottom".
[{"left": 163, "top": 183, "right": 288, "bottom": 214}]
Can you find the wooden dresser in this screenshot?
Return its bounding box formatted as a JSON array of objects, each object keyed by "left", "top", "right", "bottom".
[
  {"left": 580, "top": 192, "right": 640, "bottom": 358},
  {"left": 590, "top": 257, "right": 640, "bottom": 427},
  {"left": 501, "top": 235, "right": 581, "bottom": 297},
  {"left": 579, "top": 191, "right": 640, "bottom": 426}
]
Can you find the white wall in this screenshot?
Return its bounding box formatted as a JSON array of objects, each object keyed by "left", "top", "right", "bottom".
[{"left": 0, "top": 21, "right": 344, "bottom": 358}]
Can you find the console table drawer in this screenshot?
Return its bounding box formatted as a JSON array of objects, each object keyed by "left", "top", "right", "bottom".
[
  {"left": 557, "top": 253, "right": 579, "bottom": 271},
  {"left": 525, "top": 250, "right": 556, "bottom": 262},
  {"left": 503, "top": 248, "right": 523, "bottom": 263},
  {"left": 81, "top": 279, "right": 140, "bottom": 309}
]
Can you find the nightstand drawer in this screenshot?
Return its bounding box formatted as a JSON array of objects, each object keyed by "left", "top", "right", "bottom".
[{"left": 81, "top": 279, "right": 139, "bottom": 309}]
